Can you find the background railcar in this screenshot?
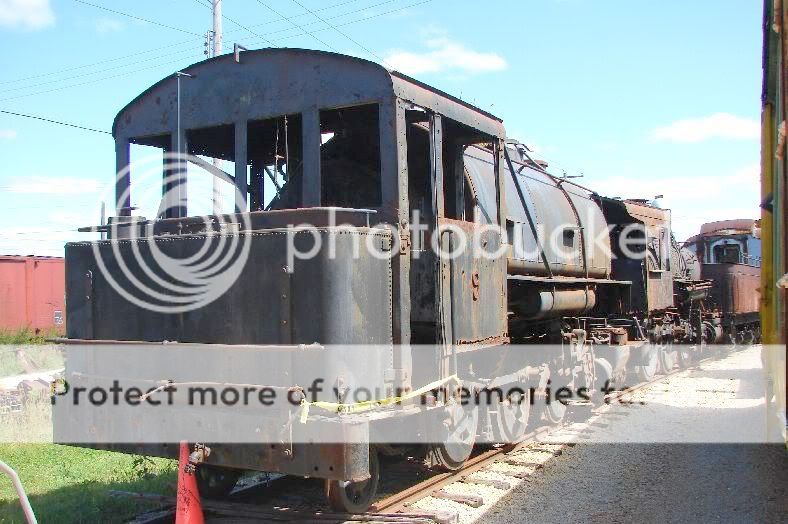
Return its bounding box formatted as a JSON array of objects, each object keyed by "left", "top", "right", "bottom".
[{"left": 686, "top": 219, "right": 762, "bottom": 344}]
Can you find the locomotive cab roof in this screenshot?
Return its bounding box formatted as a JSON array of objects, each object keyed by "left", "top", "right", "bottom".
[
  {"left": 112, "top": 48, "right": 505, "bottom": 141},
  {"left": 111, "top": 48, "right": 506, "bottom": 220}
]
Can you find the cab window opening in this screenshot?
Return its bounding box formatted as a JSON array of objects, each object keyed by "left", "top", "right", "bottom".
[
  {"left": 319, "top": 104, "right": 382, "bottom": 208},
  {"left": 441, "top": 118, "right": 488, "bottom": 222},
  {"left": 247, "top": 114, "right": 304, "bottom": 211}
]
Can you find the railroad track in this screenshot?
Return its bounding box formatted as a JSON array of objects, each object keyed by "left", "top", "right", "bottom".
[
  {"left": 126, "top": 351, "right": 725, "bottom": 524},
  {"left": 366, "top": 355, "right": 719, "bottom": 521}
]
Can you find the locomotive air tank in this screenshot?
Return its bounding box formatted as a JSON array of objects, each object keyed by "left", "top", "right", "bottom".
[{"left": 461, "top": 142, "right": 612, "bottom": 320}]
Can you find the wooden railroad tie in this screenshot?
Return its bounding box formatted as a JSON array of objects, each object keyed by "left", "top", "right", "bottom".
[
  {"left": 500, "top": 457, "right": 545, "bottom": 468},
  {"left": 499, "top": 470, "right": 532, "bottom": 480},
  {"left": 432, "top": 490, "right": 484, "bottom": 508},
  {"left": 459, "top": 476, "right": 512, "bottom": 490},
  {"left": 399, "top": 509, "right": 459, "bottom": 524},
  {"left": 528, "top": 447, "right": 563, "bottom": 456}
]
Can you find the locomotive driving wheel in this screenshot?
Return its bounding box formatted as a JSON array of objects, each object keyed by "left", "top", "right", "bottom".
[
  {"left": 326, "top": 448, "right": 380, "bottom": 513},
  {"left": 634, "top": 345, "right": 659, "bottom": 382},
  {"left": 490, "top": 386, "right": 530, "bottom": 443},
  {"left": 593, "top": 357, "right": 613, "bottom": 405},
  {"left": 676, "top": 344, "right": 693, "bottom": 369},
  {"left": 658, "top": 341, "right": 677, "bottom": 373},
  {"left": 428, "top": 401, "right": 479, "bottom": 470},
  {"left": 541, "top": 395, "right": 567, "bottom": 424}
]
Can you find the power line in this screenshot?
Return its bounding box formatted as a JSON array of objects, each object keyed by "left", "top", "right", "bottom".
[
  {"left": 2, "top": 0, "right": 434, "bottom": 104},
  {"left": 0, "top": 40, "right": 196, "bottom": 86},
  {"left": 0, "top": 109, "right": 110, "bottom": 135},
  {"left": 2, "top": 0, "right": 403, "bottom": 88},
  {"left": 1, "top": 48, "right": 199, "bottom": 95},
  {"left": 253, "top": 0, "right": 340, "bottom": 53},
  {"left": 0, "top": 230, "right": 80, "bottom": 237},
  {"left": 0, "top": 53, "right": 204, "bottom": 103},
  {"left": 288, "top": 0, "right": 390, "bottom": 66},
  {"left": 71, "top": 0, "right": 204, "bottom": 36},
  {"left": 216, "top": 0, "right": 370, "bottom": 37}
]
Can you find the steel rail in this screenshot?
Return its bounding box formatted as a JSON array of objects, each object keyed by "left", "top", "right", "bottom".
[{"left": 371, "top": 349, "right": 718, "bottom": 515}]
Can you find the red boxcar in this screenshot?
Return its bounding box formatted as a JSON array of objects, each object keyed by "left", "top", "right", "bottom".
[{"left": 0, "top": 255, "right": 65, "bottom": 333}]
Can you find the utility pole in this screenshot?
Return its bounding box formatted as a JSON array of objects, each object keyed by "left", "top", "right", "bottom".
[
  {"left": 211, "top": 0, "right": 223, "bottom": 214},
  {"left": 212, "top": 0, "right": 222, "bottom": 56}
]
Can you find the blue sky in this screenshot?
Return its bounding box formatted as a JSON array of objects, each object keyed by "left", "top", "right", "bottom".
[{"left": 0, "top": 0, "right": 762, "bottom": 255}]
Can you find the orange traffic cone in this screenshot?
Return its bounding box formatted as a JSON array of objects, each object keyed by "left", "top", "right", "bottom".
[{"left": 175, "top": 441, "right": 205, "bottom": 524}]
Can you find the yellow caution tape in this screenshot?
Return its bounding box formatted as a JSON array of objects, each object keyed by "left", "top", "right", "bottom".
[{"left": 299, "top": 374, "right": 459, "bottom": 423}]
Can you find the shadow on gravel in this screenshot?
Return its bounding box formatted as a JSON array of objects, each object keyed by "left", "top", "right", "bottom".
[{"left": 481, "top": 444, "right": 788, "bottom": 524}]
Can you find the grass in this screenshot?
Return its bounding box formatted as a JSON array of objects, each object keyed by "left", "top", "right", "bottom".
[
  {"left": 0, "top": 332, "right": 176, "bottom": 522},
  {"left": 0, "top": 444, "right": 177, "bottom": 523},
  {"left": 0, "top": 329, "right": 63, "bottom": 346},
  {"left": 0, "top": 345, "right": 64, "bottom": 377},
  {"left": 0, "top": 396, "right": 53, "bottom": 443}
]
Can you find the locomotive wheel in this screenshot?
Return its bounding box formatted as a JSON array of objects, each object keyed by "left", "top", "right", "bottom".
[
  {"left": 593, "top": 357, "right": 614, "bottom": 405},
  {"left": 195, "top": 465, "right": 242, "bottom": 498},
  {"left": 541, "top": 397, "right": 567, "bottom": 425},
  {"left": 428, "top": 403, "right": 479, "bottom": 470},
  {"left": 634, "top": 346, "right": 658, "bottom": 382},
  {"left": 490, "top": 388, "right": 530, "bottom": 443},
  {"left": 676, "top": 345, "right": 693, "bottom": 369},
  {"left": 658, "top": 344, "right": 677, "bottom": 374},
  {"left": 326, "top": 449, "right": 380, "bottom": 513}
]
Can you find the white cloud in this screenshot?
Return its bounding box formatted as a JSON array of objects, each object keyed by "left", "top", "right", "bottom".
[
  {"left": 0, "top": 0, "right": 55, "bottom": 30},
  {"left": 6, "top": 176, "right": 103, "bottom": 194},
  {"left": 385, "top": 36, "right": 508, "bottom": 75},
  {"left": 651, "top": 113, "right": 759, "bottom": 143},
  {"left": 95, "top": 17, "right": 122, "bottom": 34},
  {"left": 587, "top": 163, "right": 760, "bottom": 241},
  {"left": 730, "top": 163, "right": 760, "bottom": 183},
  {"left": 0, "top": 129, "right": 17, "bottom": 139}
]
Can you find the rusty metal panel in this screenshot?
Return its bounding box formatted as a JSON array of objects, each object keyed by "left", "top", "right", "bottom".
[
  {"left": 438, "top": 219, "right": 507, "bottom": 344},
  {"left": 0, "top": 256, "right": 65, "bottom": 332},
  {"left": 646, "top": 270, "right": 674, "bottom": 311},
  {"left": 702, "top": 263, "right": 761, "bottom": 316},
  {"left": 623, "top": 200, "right": 671, "bottom": 226},
  {"left": 64, "top": 228, "right": 392, "bottom": 345}
]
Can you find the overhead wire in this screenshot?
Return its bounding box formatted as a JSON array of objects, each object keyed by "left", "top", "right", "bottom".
[
  {"left": 252, "top": 0, "right": 340, "bottom": 53},
  {"left": 1, "top": 0, "right": 435, "bottom": 105},
  {"left": 288, "top": 0, "right": 391, "bottom": 66},
  {"left": 71, "top": 0, "right": 204, "bottom": 36},
  {"left": 2, "top": 0, "right": 412, "bottom": 89},
  {"left": 0, "top": 53, "right": 205, "bottom": 103},
  {"left": 0, "top": 109, "right": 110, "bottom": 134},
  {"left": 1, "top": 48, "right": 200, "bottom": 95}
]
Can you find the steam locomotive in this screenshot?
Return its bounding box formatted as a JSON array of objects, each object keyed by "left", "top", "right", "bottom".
[{"left": 56, "top": 49, "right": 757, "bottom": 511}]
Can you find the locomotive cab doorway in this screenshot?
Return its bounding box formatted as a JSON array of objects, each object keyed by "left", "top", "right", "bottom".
[
  {"left": 404, "top": 106, "right": 508, "bottom": 470},
  {"left": 405, "top": 107, "right": 508, "bottom": 374}
]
